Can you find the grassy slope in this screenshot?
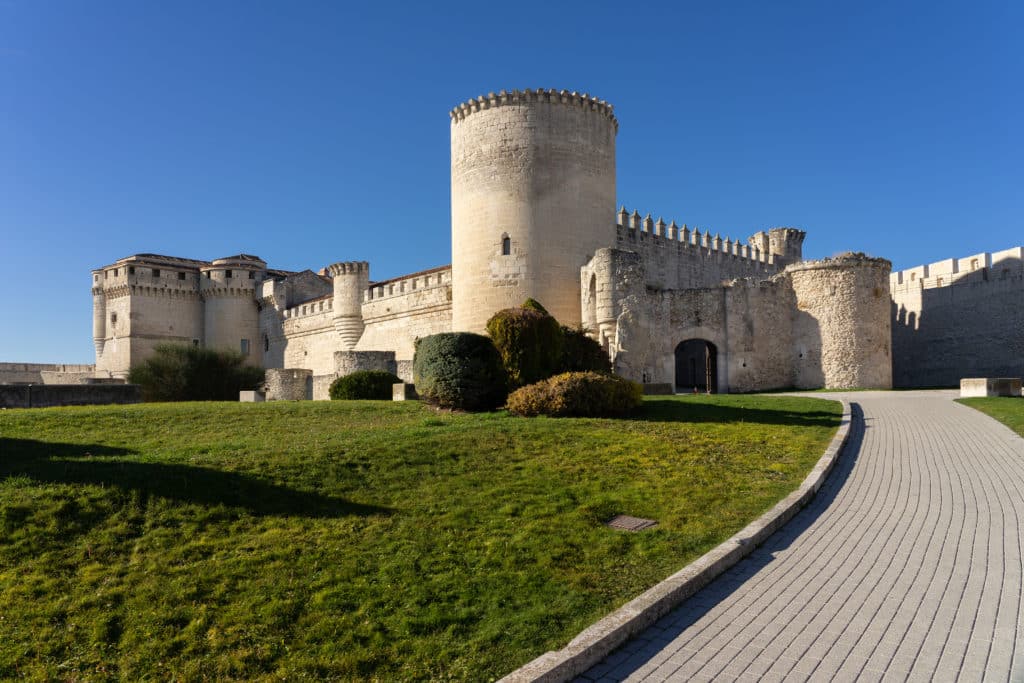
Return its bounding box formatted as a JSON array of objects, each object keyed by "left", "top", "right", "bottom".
[
  {"left": 957, "top": 397, "right": 1024, "bottom": 437},
  {"left": 0, "top": 395, "right": 839, "bottom": 681}
]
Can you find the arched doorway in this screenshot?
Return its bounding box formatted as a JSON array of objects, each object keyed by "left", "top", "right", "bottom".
[{"left": 675, "top": 339, "right": 717, "bottom": 393}]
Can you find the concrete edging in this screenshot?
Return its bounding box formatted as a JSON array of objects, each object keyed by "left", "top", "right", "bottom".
[{"left": 500, "top": 399, "right": 854, "bottom": 683}]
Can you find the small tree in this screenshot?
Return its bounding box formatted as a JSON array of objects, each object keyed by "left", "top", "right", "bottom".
[
  {"left": 128, "top": 343, "right": 264, "bottom": 402},
  {"left": 559, "top": 325, "right": 612, "bottom": 374},
  {"left": 486, "top": 299, "right": 564, "bottom": 388},
  {"left": 329, "top": 370, "right": 401, "bottom": 400}
]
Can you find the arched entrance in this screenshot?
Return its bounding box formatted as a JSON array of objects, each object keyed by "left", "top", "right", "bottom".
[{"left": 675, "top": 339, "right": 717, "bottom": 393}]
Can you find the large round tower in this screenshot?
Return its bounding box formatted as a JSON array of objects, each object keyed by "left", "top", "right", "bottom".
[
  {"left": 789, "top": 253, "right": 893, "bottom": 389},
  {"left": 450, "top": 89, "right": 618, "bottom": 332}
]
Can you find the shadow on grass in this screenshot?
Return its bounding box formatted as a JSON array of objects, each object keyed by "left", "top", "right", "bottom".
[
  {"left": 0, "top": 438, "right": 390, "bottom": 519},
  {"left": 586, "top": 403, "right": 866, "bottom": 678},
  {"left": 634, "top": 398, "right": 840, "bottom": 428}
]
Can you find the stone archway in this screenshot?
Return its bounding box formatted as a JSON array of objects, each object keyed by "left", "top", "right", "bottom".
[{"left": 675, "top": 339, "right": 718, "bottom": 393}]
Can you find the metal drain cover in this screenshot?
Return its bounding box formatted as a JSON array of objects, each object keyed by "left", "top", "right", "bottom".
[{"left": 606, "top": 515, "right": 658, "bottom": 532}]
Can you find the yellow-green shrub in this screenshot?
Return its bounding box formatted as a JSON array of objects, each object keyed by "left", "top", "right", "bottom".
[{"left": 506, "top": 372, "right": 643, "bottom": 417}]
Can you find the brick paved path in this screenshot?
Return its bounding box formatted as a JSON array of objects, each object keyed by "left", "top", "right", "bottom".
[{"left": 577, "top": 391, "right": 1023, "bottom": 682}]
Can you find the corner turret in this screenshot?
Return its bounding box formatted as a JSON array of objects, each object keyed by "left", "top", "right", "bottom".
[{"left": 326, "top": 261, "right": 369, "bottom": 350}]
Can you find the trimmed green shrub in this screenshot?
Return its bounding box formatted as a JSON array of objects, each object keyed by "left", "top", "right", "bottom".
[
  {"left": 559, "top": 325, "right": 612, "bottom": 374},
  {"left": 329, "top": 370, "right": 401, "bottom": 400},
  {"left": 506, "top": 371, "right": 643, "bottom": 418},
  {"left": 413, "top": 333, "right": 508, "bottom": 411},
  {"left": 128, "top": 343, "right": 264, "bottom": 402},
  {"left": 486, "top": 300, "right": 564, "bottom": 388}
]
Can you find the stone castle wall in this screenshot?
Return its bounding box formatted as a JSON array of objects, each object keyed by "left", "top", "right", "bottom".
[
  {"left": 789, "top": 255, "right": 892, "bottom": 389},
  {"left": 0, "top": 363, "right": 98, "bottom": 385},
  {"left": 357, "top": 267, "right": 453, "bottom": 360},
  {"left": 891, "top": 247, "right": 1024, "bottom": 387},
  {"left": 450, "top": 89, "right": 617, "bottom": 332}
]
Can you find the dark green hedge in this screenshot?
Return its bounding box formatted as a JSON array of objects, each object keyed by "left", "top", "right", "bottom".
[
  {"left": 329, "top": 370, "right": 401, "bottom": 400},
  {"left": 560, "top": 326, "right": 612, "bottom": 374},
  {"left": 505, "top": 371, "right": 643, "bottom": 418},
  {"left": 412, "top": 333, "right": 508, "bottom": 411},
  {"left": 486, "top": 300, "right": 564, "bottom": 388},
  {"left": 127, "top": 343, "right": 264, "bottom": 402}
]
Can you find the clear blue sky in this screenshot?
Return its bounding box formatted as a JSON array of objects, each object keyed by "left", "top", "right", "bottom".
[{"left": 2, "top": 1, "right": 1020, "bottom": 364}]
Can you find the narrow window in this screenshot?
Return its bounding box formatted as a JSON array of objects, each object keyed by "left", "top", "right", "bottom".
[
  {"left": 263, "top": 335, "right": 270, "bottom": 352},
  {"left": 110, "top": 313, "right": 118, "bottom": 324},
  {"left": 248, "top": 271, "right": 255, "bottom": 279},
  {"left": 936, "top": 277, "right": 943, "bottom": 286},
  {"left": 178, "top": 272, "right": 186, "bottom": 280},
  {"left": 128, "top": 266, "right": 135, "bottom": 275},
  {"left": 114, "top": 268, "right": 119, "bottom": 276},
  {"left": 204, "top": 271, "right": 211, "bottom": 279},
  {"left": 226, "top": 270, "right": 233, "bottom": 279},
  {"left": 240, "top": 339, "right": 250, "bottom": 356},
  {"left": 153, "top": 269, "right": 160, "bottom": 278},
  {"left": 502, "top": 235, "right": 511, "bottom": 255},
  {"left": 971, "top": 259, "right": 979, "bottom": 271},
  {"left": 910, "top": 273, "right": 916, "bottom": 281},
  {"left": 93, "top": 274, "right": 98, "bottom": 282}
]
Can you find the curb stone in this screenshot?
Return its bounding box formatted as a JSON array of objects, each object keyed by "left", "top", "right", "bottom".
[{"left": 499, "top": 399, "right": 854, "bottom": 683}]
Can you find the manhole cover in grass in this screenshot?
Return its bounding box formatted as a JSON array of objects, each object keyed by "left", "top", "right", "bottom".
[{"left": 606, "top": 515, "right": 658, "bottom": 532}]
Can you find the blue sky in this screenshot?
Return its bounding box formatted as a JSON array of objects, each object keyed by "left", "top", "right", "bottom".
[{"left": 1, "top": 1, "right": 1020, "bottom": 363}]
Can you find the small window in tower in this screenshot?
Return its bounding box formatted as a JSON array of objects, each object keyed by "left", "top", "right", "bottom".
[
  {"left": 128, "top": 266, "right": 135, "bottom": 275},
  {"left": 226, "top": 270, "right": 233, "bottom": 279},
  {"left": 178, "top": 272, "right": 186, "bottom": 280},
  {"left": 936, "top": 277, "right": 943, "bottom": 286},
  {"left": 110, "top": 313, "right": 118, "bottom": 324},
  {"left": 205, "top": 271, "right": 211, "bottom": 279},
  {"left": 502, "top": 235, "right": 511, "bottom": 256},
  {"left": 910, "top": 273, "right": 916, "bottom": 281},
  {"left": 114, "top": 268, "right": 119, "bottom": 276},
  {"left": 248, "top": 271, "right": 255, "bottom": 279},
  {"left": 152, "top": 269, "right": 160, "bottom": 278},
  {"left": 240, "top": 339, "right": 250, "bottom": 356},
  {"left": 264, "top": 335, "right": 269, "bottom": 352}
]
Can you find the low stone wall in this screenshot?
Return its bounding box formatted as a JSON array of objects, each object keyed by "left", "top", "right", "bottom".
[
  {"left": 265, "top": 369, "right": 313, "bottom": 401},
  {"left": 0, "top": 362, "right": 97, "bottom": 385},
  {"left": 960, "top": 378, "right": 1022, "bottom": 398},
  {"left": 334, "top": 350, "right": 397, "bottom": 376},
  {"left": 0, "top": 384, "right": 141, "bottom": 409},
  {"left": 312, "top": 374, "right": 334, "bottom": 401}
]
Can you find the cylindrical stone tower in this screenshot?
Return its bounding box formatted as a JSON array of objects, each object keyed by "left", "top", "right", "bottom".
[
  {"left": 91, "top": 270, "right": 106, "bottom": 360},
  {"left": 789, "top": 253, "right": 893, "bottom": 389},
  {"left": 327, "top": 261, "right": 369, "bottom": 350},
  {"left": 200, "top": 255, "right": 265, "bottom": 362},
  {"left": 450, "top": 89, "right": 618, "bottom": 332}
]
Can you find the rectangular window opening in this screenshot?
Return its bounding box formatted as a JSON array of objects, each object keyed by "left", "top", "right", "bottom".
[
  {"left": 178, "top": 272, "right": 186, "bottom": 280},
  {"left": 153, "top": 269, "right": 160, "bottom": 278},
  {"left": 226, "top": 270, "right": 233, "bottom": 279},
  {"left": 240, "top": 339, "right": 250, "bottom": 356}
]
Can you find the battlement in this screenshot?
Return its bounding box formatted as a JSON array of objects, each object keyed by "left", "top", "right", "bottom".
[
  {"left": 615, "top": 206, "right": 771, "bottom": 265},
  {"left": 326, "top": 261, "right": 369, "bottom": 276},
  {"left": 365, "top": 265, "right": 451, "bottom": 303},
  {"left": 449, "top": 89, "right": 617, "bottom": 131},
  {"left": 787, "top": 252, "right": 891, "bottom": 274},
  {"left": 890, "top": 247, "right": 1023, "bottom": 293},
  {"left": 283, "top": 295, "right": 333, "bottom": 319}
]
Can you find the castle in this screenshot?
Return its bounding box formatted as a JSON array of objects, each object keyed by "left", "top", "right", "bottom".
[{"left": 88, "top": 89, "right": 1024, "bottom": 398}]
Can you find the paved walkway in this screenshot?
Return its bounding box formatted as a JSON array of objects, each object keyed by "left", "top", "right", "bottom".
[{"left": 577, "top": 391, "right": 1024, "bottom": 682}]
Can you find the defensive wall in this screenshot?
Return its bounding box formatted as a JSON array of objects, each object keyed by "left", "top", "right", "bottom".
[
  {"left": 588, "top": 249, "right": 892, "bottom": 392},
  {"left": 890, "top": 247, "right": 1024, "bottom": 387},
  {"left": 0, "top": 384, "right": 141, "bottom": 409},
  {"left": 0, "top": 363, "right": 99, "bottom": 385}
]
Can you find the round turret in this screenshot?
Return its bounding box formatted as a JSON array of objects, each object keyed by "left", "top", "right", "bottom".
[
  {"left": 200, "top": 255, "right": 266, "bottom": 360},
  {"left": 326, "top": 261, "right": 369, "bottom": 350},
  {"left": 450, "top": 89, "right": 618, "bottom": 332},
  {"left": 788, "top": 253, "right": 892, "bottom": 389}
]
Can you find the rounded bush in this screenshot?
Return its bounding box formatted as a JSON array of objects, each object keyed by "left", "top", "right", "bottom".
[
  {"left": 413, "top": 333, "right": 508, "bottom": 411},
  {"left": 559, "top": 326, "right": 612, "bottom": 374},
  {"left": 128, "top": 343, "right": 264, "bottom": 402},
  {"left": 486, "top": 300, "right": 564, "bottom": 388},
  {"left": 329, "top": 370, "right": 401, "bottom": 400},
  {"left": 506, "top": 371, "right": 643, "bottom": 418}
]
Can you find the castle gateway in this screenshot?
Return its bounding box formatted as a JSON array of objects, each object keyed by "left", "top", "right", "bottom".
[{"left": 90, "top": 89, "right": 1024, "bottom": 396}]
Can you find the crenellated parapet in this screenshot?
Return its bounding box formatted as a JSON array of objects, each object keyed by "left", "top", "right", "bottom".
[
  {"left": 450, "top": 89, "right": 617, "bottom": 132},
  {"left": 890, "top": 246, "right": 1023, "bottom": 293},
  {"left": 326, "top": 261, "right": 369, "bottom": 277}
]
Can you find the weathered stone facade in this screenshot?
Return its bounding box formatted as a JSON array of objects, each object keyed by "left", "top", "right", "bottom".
[{"left": 87, "top": 88, "right": 1020, "bottom": 394}]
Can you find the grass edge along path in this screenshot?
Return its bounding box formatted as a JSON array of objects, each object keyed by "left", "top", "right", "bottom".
[
  {"left": 956, "top": 396, "right": 1024, "bottom": 438},
  {"left": 0, "top": 395, "right": 840, "bottom": 680}
]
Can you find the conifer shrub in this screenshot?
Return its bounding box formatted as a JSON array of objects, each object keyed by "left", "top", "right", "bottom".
[
  {"left": 506, "top": 371, "right": 643, "bottom": 418},
  {"left": 128, "top": 343, "right": 264, "bottom": 402},
  {"left": 413, "top": 333, "right": 508, "bottom": 411},
  {"left": 559, "top": 325, "right": 612, "bottom": 374},
  {"left": 329, "top": 370, "right": 401, "bottom": 400},
  {"left": 486, "top": 299, "right": 564, "bottom": 388}
]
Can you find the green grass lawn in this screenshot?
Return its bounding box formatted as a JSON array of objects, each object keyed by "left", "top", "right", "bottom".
[
  {"left": 0, "top": 395, "right": 840, "bottom": 681},
  {"left": 957, "top": 396, "right": 1024, "bottom": 437}
]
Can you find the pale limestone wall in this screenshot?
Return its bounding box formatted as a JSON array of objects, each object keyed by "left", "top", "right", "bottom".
[
  {"left": 613, "top": 213, "right": 800, "bottom": 290},
  {"left": 280, "top": 307, "right": 338, "bottom": 376},
  {"left": 724, "top": 278, "right": 797, "bottom": 393},
  {"left": 327, "top": 261, "right": 369, "bottom": 350},
  {"left": 357, "top": 270, "right": 453, "bottom": 360},
  {"left": 200, "top": 262, "right": 262, "bottom": 363},
  {"left": 0, "top": 363, "right": 97, "bottom": 384},
  {"left": 265, "top": 368, "right": 312, "bottom": 401},
  {"left": 891, "top": 247, "right": 1024, "bottom": 387},
  {"left": 450, "top": 89, "right": 617, "bottom": 332},
  {"left": 334, "top": 351, "right": 397, "bottom": 376},
  {"left": 789, "top": 255, "right": 893, "bottom": 389}
]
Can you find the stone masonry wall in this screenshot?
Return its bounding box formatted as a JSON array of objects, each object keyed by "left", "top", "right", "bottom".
[
  {"left": 891, "top": 247, "right": 1024, "bottom": 387},
  {"left": 357, "top": 272, "right": 452, "bottom": 360},
  {"left": 265, "top": 368, "right": 312, "bottom": 401},
  {"left": 789, "top": 255, "right": 892, "bottom": 389},
  {"left": 0, "top": 363, "right": 97, "bottom": 385}
]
